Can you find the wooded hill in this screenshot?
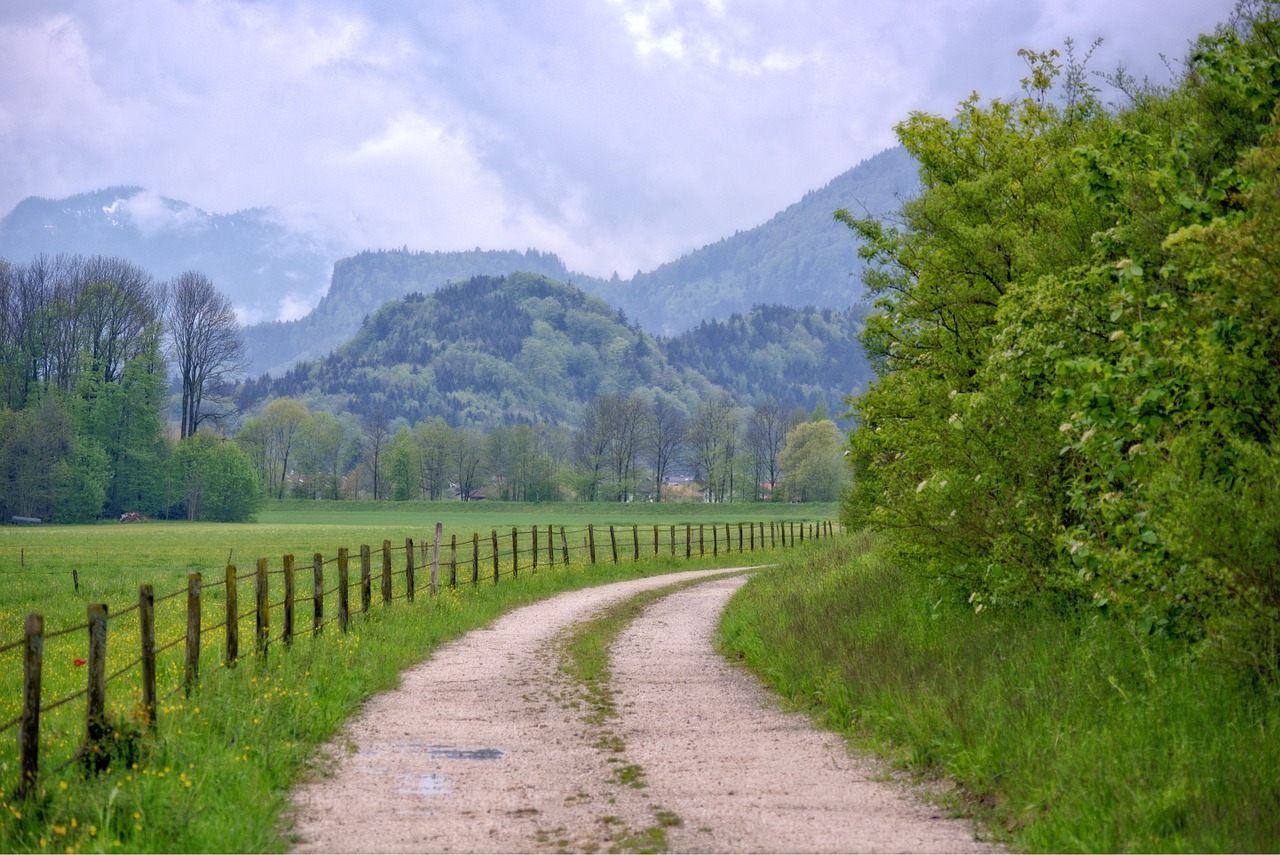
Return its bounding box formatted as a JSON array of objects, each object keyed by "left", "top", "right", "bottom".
[
  {"left": 240, "top": 145, "right": 915, "bottom": 377},
  {"left": 238, "top": 272, "right": 872, "bottom": 429}
]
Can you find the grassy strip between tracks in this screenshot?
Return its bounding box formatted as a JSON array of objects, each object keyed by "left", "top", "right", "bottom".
[
  {"left": 719, "top": 533, "right": 1280, "bottom": 853},
  {"left": 0, "top": 550, "right": 769, "bottom": 854},
  {"left": 557, "top": 570, "right": 750, "bottom": 853}
]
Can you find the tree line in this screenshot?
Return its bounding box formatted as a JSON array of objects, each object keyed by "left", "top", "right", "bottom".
[
  {"left": 235, "top": 392, "right": 849, "bottom": 505},
  {"left": 0, "top": 254, "right": 256, "bottom": 522},
  {"left": 841, "top": 3, "right": 1280, "bottom": 678}
]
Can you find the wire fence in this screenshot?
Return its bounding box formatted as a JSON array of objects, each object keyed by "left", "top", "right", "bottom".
[{"left": 1, "top": 518, "right": 837, "bottom": 799}]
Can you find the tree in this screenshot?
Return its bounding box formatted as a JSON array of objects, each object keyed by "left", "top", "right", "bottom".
[
  {"left": 645, "top": 394, "right": 686, "bottom": 502},
  {"left": 296, "top": 410, "right": 357, "bottom": 500},
  {"left": 169, "top": 432, "right": 261, "bottom": 521},
  {"left": 167, "top": 271, "right": 246, "bottom": 439},
  {"left": 778, "top": 419, "right": 848, "bottom": 502},
  {"left": 237, "top": 397, "right": 310, "bottom": 497},
  {"left": 686, "top": 393, "right": 741, "bottom": 502},
  {"left": 362, "top": 410, "right": 391, "bottom": 500},
  {"left": 745, "top": 400, "right": 792, "bottom": 501}
]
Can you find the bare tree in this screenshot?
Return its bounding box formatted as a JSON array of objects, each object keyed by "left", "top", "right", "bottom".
[
  {"left": 362, "top": 410, "right": 391, "bottom": 500},
  {"left": 645, "top": 395, "right": 686, "bottom": 502},
  {"left": 746, "top": 399, "right": 792, "bottom": 501},
  {"left": 167, "top": 271, "right": 246, "bottom": 438},
  {"left": 686, "top": 393, "right": 741, "bottom": 502}
]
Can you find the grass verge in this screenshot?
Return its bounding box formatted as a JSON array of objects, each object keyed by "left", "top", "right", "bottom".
[
  {"left": 0, "top": 551, "right": 763, "bottom": 853},
  {"left": 718, "top": 533, "right": 1280, "bottom": 853}
]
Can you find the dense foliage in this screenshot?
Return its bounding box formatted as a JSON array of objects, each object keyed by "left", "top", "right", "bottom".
[
  {"left": 0, "top": 254, "right": 257, "bottom": 522},
  {"left": 841, "top": 3, "right": 1280, "bottom": 678},
  {"left": 661, "top": 303, "right": 873, "bottom": 421}
]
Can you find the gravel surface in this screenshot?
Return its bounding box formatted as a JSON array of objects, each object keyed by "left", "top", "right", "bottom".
[{"left": 287, "top": 568, "right": 997, "bottom": 853}]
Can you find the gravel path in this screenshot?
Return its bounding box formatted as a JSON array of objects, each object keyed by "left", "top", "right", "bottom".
[{"left": 287, "top": 568, "right": 996, "bottom": 853}]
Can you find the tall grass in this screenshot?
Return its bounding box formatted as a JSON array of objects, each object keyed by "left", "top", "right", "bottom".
[{"left": 719, "top": 535, "right": 1280, "bottom": 853}]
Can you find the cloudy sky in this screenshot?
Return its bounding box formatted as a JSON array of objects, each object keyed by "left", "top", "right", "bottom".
[{"left": 0, "top": 0, "right": 1237, "bottom": 281}]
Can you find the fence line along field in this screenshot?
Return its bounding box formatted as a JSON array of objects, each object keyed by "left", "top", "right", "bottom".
[{"left": 0, "top": 500, "right": 838, "bottom": 833}]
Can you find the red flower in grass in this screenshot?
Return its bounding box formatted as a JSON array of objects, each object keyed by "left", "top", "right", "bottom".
[{"left": 73, "top": 658, "right": 86, "bottom": 667}]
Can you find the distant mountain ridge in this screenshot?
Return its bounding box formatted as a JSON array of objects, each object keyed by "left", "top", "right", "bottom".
[
  {"left": 242, "top": 145, "right": 916, "bottom": 375},
  {"left": 0, "top": 146, "right": 918, "bottom": 376},
  {"left": 596, "top": 145, "right": 916, "bottom": 333},
  {"left": 0, "top": 186, "right": 334, "bottom": 325}
]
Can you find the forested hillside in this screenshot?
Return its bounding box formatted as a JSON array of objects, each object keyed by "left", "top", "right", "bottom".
[
  {"left": 239, "top": 272, "right": 715, "bottom": 428},
  {"left": 661, "top": 304, "right": 874, "bottom": 419},
  {"left": 242, "top": 249, "right": 602, "bottom": 376},
  {"left": 239, "top": 274, "right": 872, "bottom": 431}
]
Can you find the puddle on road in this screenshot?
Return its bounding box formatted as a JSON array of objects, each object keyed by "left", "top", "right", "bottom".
[
  {"left": 398, "top": 773, "right": 450, "bottom": 796},
  {"left": 430, "top": 745, "right": 505, "bottom": 760}
]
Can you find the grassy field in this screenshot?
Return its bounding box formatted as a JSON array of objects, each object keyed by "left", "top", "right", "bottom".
[
  {"left": 0, "top": 500, "right": 836, "bottom": 853},
  {"left": 720, "top": 535, "right": 1280, "bottom": 853}
]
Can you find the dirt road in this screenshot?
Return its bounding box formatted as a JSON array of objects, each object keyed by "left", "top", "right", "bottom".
[{"left": 287, "top": 568, "right": 996, "bottom": 853}]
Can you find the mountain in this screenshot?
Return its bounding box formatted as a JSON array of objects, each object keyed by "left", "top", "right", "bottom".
[
  {"left": 238, "top": 272, "right": 716, "bottom": 429},
  {"left": 241, "top": 248, "right": 609, "bottom": 377},
  {"left": 241, "top": 145, "right": 915, "bottom": 375},
  {"left": 1, "top": 146, "right": 917, "bottom": 376},
  {"left": 238, "top": 273, "right": 872, "bottom": 430},
  {"left": 596, "top": 145, "right": 917, "bottom": 334},
  {"left": 0, "top": 186, "right": 334, "bottom": 325}
]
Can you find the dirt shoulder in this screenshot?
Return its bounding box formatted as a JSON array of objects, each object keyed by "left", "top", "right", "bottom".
[{"left": 286, "top": 568, "right": 996, "bottom": 853}]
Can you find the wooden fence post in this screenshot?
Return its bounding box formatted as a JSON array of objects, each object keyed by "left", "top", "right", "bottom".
[
  {"left": 338, "top": 547, "right": 350, "bottom": 633},
  {"left": 283, "top": 555, "right": 296, "bottom": 647},
  {"left": 313, "top": 553, "right": 324, "bottom": 636},
  {"left": 750, "top": 523, "right": 755, "bottom": 551},
  {"left": 669, "top": 525, "right": 676, "bottom": 556},
  {"left": 653, "top": 524, "right": 659, "bottom": 557},
  {"left": 225, "top": 564, "right": 238, "bottom": 667},
  {"left": 17, "top": 613, "right": 43, "bottom": 800},
  {"left": 560, "top": 527, "right": 569, "bottom": 564},
  {"left": 713, "top": 525, "right": 718, "bottom": 556},
  {"left": 139, "top": 585, "right": 156, "bottom": 733},
  {"left": 512, "top": 528, "right": 519, "bottom": 579},
  {"left": 256, "top": 558, "right": 269, "bottom": 656},
  {"left": 532, "top": 526, "right": 538, "bottom": 574},
  {"left": 609, "top": 526, "right": 618, "bottom": 564},
  {"left": 472, "top": 533, "right": 480, "bottom": 584},
  {"left": 547, "top": 524, "right": 554, "bottom": 567},
  {"left": 588, "top": 525, "right": 597, "bottom": 564},
  {"left": 491, "top": 530, "right": 500, "bottom": 583},
  {"left": 360, "top": 545, "right": 372, "bottom": 613},
  {"left": 85, "top": 603, "right": 109, "bottom": 766},
  {"left": 185, "top": 574, "right": 201, "bottom": 696},
  {"left": 632, "top": 525, "right": 639, "bottom": 562},
  {"left": 725, "top": 523, "right": 732, "bottom": 553},
  {"left": 686, "top": 524, "right": 692, "bottom": 558},
  {"left": 405, "top": 538, "right": 415, "bottom": 603},
  {"left": 770, "top": 521, "right": 776, "bottom": 548},
  {"left": 381, "top": 541, "right": 392, "bottom": 605},
  {"left": 449, "top": 534, "right": 458, "bottom": 588},
  {"left": 431, "top": 523, "right": 443, "bottom": 594},
  {"left": 699, "top": 524, "right": 705, "bottom": 557}
]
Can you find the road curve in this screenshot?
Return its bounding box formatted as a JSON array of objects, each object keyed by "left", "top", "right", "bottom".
[{"left": 286, "top": 569, "right": 996, "bottom": 853}]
